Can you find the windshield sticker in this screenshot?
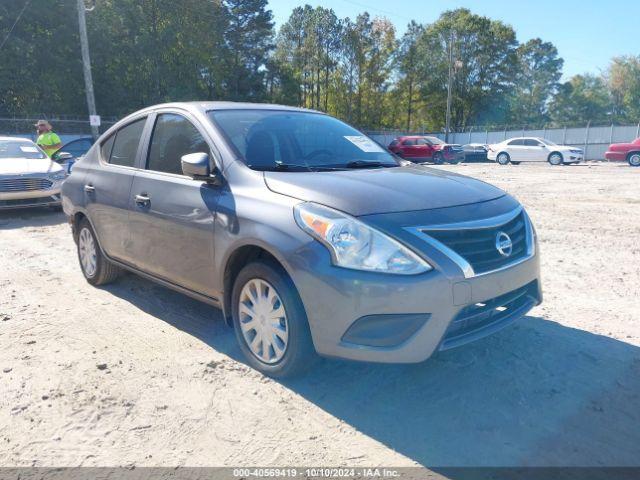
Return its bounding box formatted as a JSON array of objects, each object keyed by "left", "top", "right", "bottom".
[
  {"left": 344, "top": 136, "right": 385, "bottom": 153},
  {"left": 20, "top": 146, "right": 39, "bottom": 153}
]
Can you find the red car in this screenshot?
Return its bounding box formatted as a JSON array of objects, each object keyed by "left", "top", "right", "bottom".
[
  {"left": 388, "top": 136, "right": 464, "bottom": 164},
  {"left": 605, "top": 137, "right": 640, "bottom": 167}
]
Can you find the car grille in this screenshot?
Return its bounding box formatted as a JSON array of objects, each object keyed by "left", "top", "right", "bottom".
[
  {"left": 422, "top": 210, "right": 529, "bottom": 275},
  {"left": 440, "top": 281, "right": 538, "bottom": 349},
  {"left": 0, "top": 177, "right": 53, "bottom": 192}
]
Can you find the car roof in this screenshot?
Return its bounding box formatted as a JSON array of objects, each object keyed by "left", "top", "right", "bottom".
[{"left": 128, "top": 101, "right": 323, "bottom": 117}]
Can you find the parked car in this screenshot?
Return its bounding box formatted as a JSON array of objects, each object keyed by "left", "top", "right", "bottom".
[
  {"left": 605, "top": 137, "right": 640, "bottom": 167},
  {"left": 462, "top": 143, "right": 489, "bottom": 162},
  {"left": 0, "top": 136, "right": 67, "bottom": 210},
  {"left": 487, "top": 137, "right": 583, "bottom": 165},
  {"left": 52, "top": 137, "right": 94, "bottom": 173},
  {"left": 62, "top": 102, "right": 542, "bottom": 377},
  {"left": 388, "top": 135, "right": 464, "bottom": 164}
]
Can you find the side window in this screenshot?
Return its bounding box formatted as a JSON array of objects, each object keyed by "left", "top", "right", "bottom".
[
  {"left": 147, "top": 113, "right": 210, "bottom": 175},
  {"left": 524, "top": 139, "right": 541, "bottom": 147},
  {"left": 100, "top": 135, "right": 115, "bottom": 161},
  {"left": 508, "top": 139, "right": 524, "bottom": 146},
  {"left": 109, "top": 118, "right": 146, "bottom": 167},
  {"left": 416, "top": 138, "right": 428, "bottom": 145},
  {"left": 402, "top": 139, "right": 416, "bottom": 146}
]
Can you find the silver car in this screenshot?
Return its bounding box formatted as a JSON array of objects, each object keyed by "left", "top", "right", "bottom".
[
  {"left": 62, "top": 102, "right": 542, "bottom": 377},
  {"left": 0, "top": 137, "right": 67, "bottom": 209}
]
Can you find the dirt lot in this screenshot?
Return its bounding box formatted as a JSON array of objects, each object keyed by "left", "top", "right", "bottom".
[{"left": 1, "top": 162, "right": 639, "bottom": 468}]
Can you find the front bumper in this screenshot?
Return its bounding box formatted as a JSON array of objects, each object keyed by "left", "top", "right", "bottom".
[
  {"left": 605, "top": 151, "right": 626, "bottom": 161},
  {"left": 287, "top": 204, "right": 541, "bottom": 363},
  {"left": 0, "top": 179, "right": 63, "bottom": 209}
]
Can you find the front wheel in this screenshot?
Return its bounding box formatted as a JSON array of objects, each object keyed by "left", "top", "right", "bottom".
[
  {"left": 232, "top": 260, "right": 317, "bottom": 378},
  {"left": 496, "top": 152, "right": 510, "bottom": 165},
  {"left": 628, "top": 152, "right": 640, "bottom": 167},
  {"left": 548, "top": 152, "right": 564, "bottom": 165},
  {"left": 77, "top": 218, "right": 122, "bottom": 286}
]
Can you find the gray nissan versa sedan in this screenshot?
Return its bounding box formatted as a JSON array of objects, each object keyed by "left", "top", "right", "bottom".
[{"left": 61, "top": 102, "right": 542, "bottom": 377}]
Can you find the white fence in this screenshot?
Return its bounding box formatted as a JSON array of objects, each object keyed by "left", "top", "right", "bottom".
[{"left": 367, "top": 123, "right": 640, "bottom": 160}]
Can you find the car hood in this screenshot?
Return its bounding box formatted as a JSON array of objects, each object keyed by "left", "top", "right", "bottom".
[
  {"left": 264, "top": 165, "right": 505, "bottom": 216},
  {"left": 0, "top": 157, "right": 62, "bottom": 176}
]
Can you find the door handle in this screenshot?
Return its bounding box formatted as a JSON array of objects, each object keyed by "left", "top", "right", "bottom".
[
  {"left": 84, "top": 184, "right": 95, "bottom": 193},
  {"left": 134, "top": 194, "right": 150, "bottom": 207}
]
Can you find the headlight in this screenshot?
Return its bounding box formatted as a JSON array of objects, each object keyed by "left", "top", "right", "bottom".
[
  {"left": 569, "top": 149, "right": 583, "bottom": 154},
  {"left": 49, "top": 171, "right": 67, "bottom": 181},
  {"left": 294, "top": 202, "right": 432, "bottom": 275}
]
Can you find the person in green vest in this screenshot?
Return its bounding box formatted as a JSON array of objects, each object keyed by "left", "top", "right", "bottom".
[{"left": 34, "top": 120, "right": 62, "bottom": 158}]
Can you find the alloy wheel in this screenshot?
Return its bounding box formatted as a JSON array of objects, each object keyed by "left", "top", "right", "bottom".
[
  {"left": 629, "top": 153, "right": 640, "bottom": 167},
  {"left": 238, "top": 278, "right": 289, "bottom": 364},
  {"left": 549, "top": 153, "right": 563, "bottom": 165},
  {"left": 78, "top": 227, "right": 97, "bottom": 277}
]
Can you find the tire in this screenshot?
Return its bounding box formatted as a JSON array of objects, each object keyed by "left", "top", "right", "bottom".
[
  {"left": 77, "top": 218, "right": 122, "bottom": 286},
  {"left": 433, "top": 152, "right": 444, "bottom": 165},
  {"left": 548, "top": 152, "right": 564, "bottom": 165},
  {"left": 496, "top": 152, "right": 510, "bottom": 165},
  {"left": 628, "top": 152, "right": 640, "bottom": 167},
  {"left": 231, "top": 260, "right": 317, "bottom": 378}
]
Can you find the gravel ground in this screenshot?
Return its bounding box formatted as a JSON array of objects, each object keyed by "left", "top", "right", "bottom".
[{"left": 0, "top": 162, "right": 639, "bottom": 467}]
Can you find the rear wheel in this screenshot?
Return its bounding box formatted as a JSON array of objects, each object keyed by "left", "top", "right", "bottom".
[
  {"left": 496, "top": 152, "right": 510, "bottom": 165},
  {"left": 77, "top": 218, "right": 122, "bottom": 286},
  {"left": 548, "top": 152, "right": 564, "bottom": 165},
  {"left": 628, "top": 152, "right": 640, "bottom": 167},
  {"left": 433, "top": 152, "right": 444, "bottom": 165},
  {"left": 231, "top": 260, "right": 317, "bottom": 378}
]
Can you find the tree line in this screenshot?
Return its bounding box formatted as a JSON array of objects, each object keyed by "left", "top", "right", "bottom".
[{"left": 1, "top": 0, "right": 639, "bottom": 130}]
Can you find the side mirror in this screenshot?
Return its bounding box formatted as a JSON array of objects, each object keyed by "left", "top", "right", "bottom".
[
  {"left": 181, "top": 152, "right": 221, "bottom": 185},
  {"left": 53, "top": 151, "right": 73, "bottom": 162}
]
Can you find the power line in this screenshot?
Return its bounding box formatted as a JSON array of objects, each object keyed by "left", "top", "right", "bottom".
[{"left": 0, "top": 0, "right": 31, "bottom": 53}]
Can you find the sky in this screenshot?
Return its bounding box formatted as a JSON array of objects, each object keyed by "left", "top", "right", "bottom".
[{"left": 269, "top": 0, "right": 640, "bottom": 80}]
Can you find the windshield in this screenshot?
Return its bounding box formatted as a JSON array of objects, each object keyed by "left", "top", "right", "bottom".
[
  {"left": 208, "top": 109, "right": 399, "bottom": 171},
  {"left": 423, "top": 136, "right": 445, "bottom": 145},
  {"left": 0, "top": 140, "right": 47, "bottom": 160}
]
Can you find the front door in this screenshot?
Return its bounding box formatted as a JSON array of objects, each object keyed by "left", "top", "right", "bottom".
[{"left": 127, "top": 112, "right": 220, "bottom": 297}]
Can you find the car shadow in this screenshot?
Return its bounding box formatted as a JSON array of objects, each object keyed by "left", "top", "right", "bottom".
[
  {"left": 0, "top": 208, "right": 66, "bottom": 230},
  {"left": 103, "top": 273, "right": 640, "bottom": 468}
]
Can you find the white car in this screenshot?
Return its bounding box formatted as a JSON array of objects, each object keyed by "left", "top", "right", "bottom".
[
  {"left": 0, "top": 136, "right": 67, "bottom": 210},
  {"left": 487, "top": 137, "right": 584, "bottom": 165}
]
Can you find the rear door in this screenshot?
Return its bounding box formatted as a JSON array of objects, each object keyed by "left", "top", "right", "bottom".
[
  {"left": 505, "top": 139, "right": 526, "bottom": 161},
  {"left": 126, "top": 110, "right": 220, "bottom": 297},
  {"left": 400, "top": 138, "right": 419, "bottom": 158},
  {"left": 84, "top": 116, "right": 147, "bottom": 264}
]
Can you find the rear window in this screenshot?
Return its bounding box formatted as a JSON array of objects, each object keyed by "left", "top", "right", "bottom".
[
  {"left": 107, "top": 118, "right": 146, "bottom": 167},
  {"left": 508, "top": 139, "right": 524, "bottom": 146}
]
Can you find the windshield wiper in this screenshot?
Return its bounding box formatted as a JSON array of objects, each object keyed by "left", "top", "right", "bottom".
[
  {"left": 345, "top": 160, "right": 394, "bottom": 169},
  {"left": 248, "top": 163, "right": 311, "bottom": 172}
]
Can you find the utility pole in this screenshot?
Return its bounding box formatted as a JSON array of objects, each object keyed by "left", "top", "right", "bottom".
[
  {"left": 76, "top": 0, "right": 99, "bottom": 140},
  {"left": 444, "top": 32, "right": 455, "bottom": 143}
]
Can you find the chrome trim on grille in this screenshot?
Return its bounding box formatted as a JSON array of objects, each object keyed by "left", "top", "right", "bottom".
[
  {"left": 420, "top": 206, "right": 522, "bottom": 230},
  {"left": 0, "top": 176, "right": 53, "bottom": 192},
  {"left": 406, "top": 207, "right": 535, "bottom": 279}
]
